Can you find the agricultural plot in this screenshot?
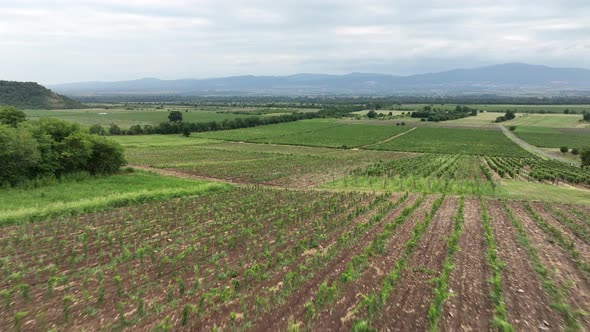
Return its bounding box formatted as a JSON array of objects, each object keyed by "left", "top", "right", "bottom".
[
  {"left": 0, "top": 171, "right": 228, "bottom": 225},
  {"left": 251, "top": 124, "right": 411, "bottom": 148},
  {"left": 2, "top": 188, "right": 589, "bottom": 331},
  {"left": 24, "top": 108, "right": 259, "bottom": 128},
  {"left": 485, "top": 156, "right": 590, "bottom": 186},
  {"left": 370, "top": 127, "right": 529, "bottom": 157},
  {"left": 326, "top": 154, "right": 497, "bottom": 195},
  {"left": 506, "top": 113, "right": 590, "bottom": 128},
  {"left": 513, "top": 126, "right": 590, "bottom": 149},
  {"left": 195, "top": 120, "right": 339, "bottom": 142}
]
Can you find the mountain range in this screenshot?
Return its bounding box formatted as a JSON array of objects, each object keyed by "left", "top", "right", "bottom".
[
  {"left": 0, "top": 81, "right": 84, "bottom": 109},
  {"left": 49, "top": 63, "right": 590, "bottom": 96}
]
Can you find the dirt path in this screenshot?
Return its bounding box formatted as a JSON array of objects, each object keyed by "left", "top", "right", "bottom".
[
  {"left": 361, "top": 126, "right": 416, "bottom": 148},
  {"left": 498, "top": 125, "right": 578, "bottom": 165},
  {"left": 487, "top": 200, "right": 563, "bottom": 330},
  {"left": 370, "top": 197, "right": 458, "bottom": 331},
  {"left": 440, "top": 198, "right": 493, "bottom": 331}
]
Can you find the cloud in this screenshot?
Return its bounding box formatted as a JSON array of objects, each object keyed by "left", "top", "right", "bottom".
[{"left": 0, "top": 0, "right": 588, "bottom": 83}]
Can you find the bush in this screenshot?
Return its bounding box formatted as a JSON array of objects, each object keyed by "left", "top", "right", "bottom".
[
  {"left": 571, "top": 148, "right": 579, "bottom": 156},
  {"left": 0, "top": 107, "right": 26, "bottom": 127},
  {"left": 509, "top": 126, "right": 516, "bottom": 131},
  {"left": 560, "top": 146, "right": 569, "bottom": 154},
  {"left": 0, "top": 117, "right": 126, "bottom": 186}
]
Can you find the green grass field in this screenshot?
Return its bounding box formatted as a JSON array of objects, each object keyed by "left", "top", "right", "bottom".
[
  {"left": 370, "top": 127, "right": 529, "bottom": 157},
  {"left": 195, "top": 119, "right": 339, "bottom": 141},
  {"left": 0, "top": 171, "right": 229, "bottom": 224},
  {"left": 513, "top": 126, "right": 590, "bottom": 148},
  {"left": 24, "top": 108, "right": 260, "bottom": 128}
]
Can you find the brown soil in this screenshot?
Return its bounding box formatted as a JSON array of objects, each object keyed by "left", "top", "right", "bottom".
[
  {"left": 309, "top": 196, "right": 438, "bottom": 331},
  {"left": 369, "top": 197, "right": 457, "bottom": 331},
  {"left": 440, "top": 198, "right": 493, "bottom": 331},
  {"left": 510, "top": 203, "right": 590, "bottom": 329},
  {"left": 249, "top": 195, "right": 435, "bottom": 331},
  {"left": 487, "top": 200, "right": 563, "bottom": 331}
]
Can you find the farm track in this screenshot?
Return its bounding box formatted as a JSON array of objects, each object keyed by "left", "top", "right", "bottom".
[
  {"left": 309, "top": 195, "right": 433, "bottom": 331},
  {"left": 360, "top": 126, "right": 416, "bottom": 148},
  {"left": 249, "top": 195, "right": 434, "bottom": 331},
  {"left": 499, "top": 125, "right": 577, "bottom": 165},
  {"left": 370, "top": 196, "right": 457, "bottom": 331},
  {"left": 486, "top": 200, "right": 563, "bottom": 330},
  {"left": 509, "top": 203, "right": 590, "bottom": 329},
  {"left": 440, "top": 198, "right": 493, "bottom": 331}
]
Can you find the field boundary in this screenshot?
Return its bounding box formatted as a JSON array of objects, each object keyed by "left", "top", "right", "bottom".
[
  {"left": 498, "top": 125, "right": 577, "bottom": 165},
  {"left": 361, "top": 126, "right": 416, "bottom": 148}
]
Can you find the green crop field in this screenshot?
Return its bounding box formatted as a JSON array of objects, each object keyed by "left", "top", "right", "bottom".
[
  {"left": 195, "top": 119, "right": 339, "bottom": 141},
  {"left": 513, "top": 126, "right": 590, "bottom": 148},
  {"left": 251, "top": 124, "right": 411, "bottom": 148},
  {"left": 24, "top": 107, "right": 265, "bottom": 128},
  {"left": 370, "top": 127, "right": 529, "bottom": 157}
]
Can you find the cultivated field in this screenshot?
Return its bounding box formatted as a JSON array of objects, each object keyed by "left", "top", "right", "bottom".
[{"left": 4, "top": 103, "right": 590, "bottom": 331}]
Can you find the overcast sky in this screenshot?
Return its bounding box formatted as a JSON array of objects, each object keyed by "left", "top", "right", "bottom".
[{"left": 1, "top": 0, "right": 589, "bottom": 84}]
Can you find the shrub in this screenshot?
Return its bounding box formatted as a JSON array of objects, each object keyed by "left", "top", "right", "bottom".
[{"left": 560, "top": 146, "right": 569, "bottom": 154}]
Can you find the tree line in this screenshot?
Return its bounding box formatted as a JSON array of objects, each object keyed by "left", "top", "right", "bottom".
[
  {"left": 411, "top": 105, "right": 478, "bottom": 122},
  {"left": 90, "top": 105, "right": 363, "bottom": 136},
  {"left": 0, "top": 107, "right": 126, "bottom": 186}
]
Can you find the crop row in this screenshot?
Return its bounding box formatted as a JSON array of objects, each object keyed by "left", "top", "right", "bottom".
[{"left": 485, "top": 156, "right": 590, "bottom": 185}]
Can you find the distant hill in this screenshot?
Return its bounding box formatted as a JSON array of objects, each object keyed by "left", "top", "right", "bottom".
[
  {"left": 50, "top": 63, "right": 590, "bottom": 97},
  {"left": 0, "top": 80, "right": 85, "bottom": 109}
]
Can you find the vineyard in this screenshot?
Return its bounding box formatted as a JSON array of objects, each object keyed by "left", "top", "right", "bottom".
[
  {"left": 1, "top": 188, "right": 589, "bottom": 331},
  {"left": 485, "top": 156, "right": 590, "bottom": 186}
]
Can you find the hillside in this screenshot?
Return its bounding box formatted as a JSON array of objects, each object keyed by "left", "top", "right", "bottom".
[
  {"left": 0, "top": 80, "right": 85, "bottom": 109},
  {"left": 49, "top": 63, "right": 590, "bottom": 96}
]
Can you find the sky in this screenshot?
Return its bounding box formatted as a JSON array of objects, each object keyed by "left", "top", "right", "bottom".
[{"left": 1, "top": 0, "right": 589, "bottom": 84}]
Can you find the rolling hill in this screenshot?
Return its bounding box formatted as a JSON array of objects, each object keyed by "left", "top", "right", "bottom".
[{"left": 0, "top": 80, "right": 85, "bottom": 109}]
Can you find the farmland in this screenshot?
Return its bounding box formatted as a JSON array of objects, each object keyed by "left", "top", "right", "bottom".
[
  {"left": 2, "top": 189, "right": 589, "bottom": 331},
  {"left": 3, "top": 103, "right": 590, "bottom": 331}
]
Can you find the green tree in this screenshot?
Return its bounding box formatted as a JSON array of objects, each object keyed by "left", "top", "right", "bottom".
[
  {"left": 168, "top": 111, "right": 183, "bottom": 122},
  {"left": 0, "top": 125, "right": 40, "bottom": 185},
  {"left": 89, "top": 124, "right": 106, "bottom": 136},
  {"left": 86, "top": 136, "right": 126, "bottom": 174},
  {"left": 571, "top": 148, "right": 579, "bottom": 156},
  {"left": 583, "top": 112, "right": 590, "bottom": 122},
  {"left": 367, "top": 110, "right": 377, "bottom": 119},
  {"left": 560, "top": 146, "right": 569, "bottom": 154},
  {"left": 109, "top": 124, "right": 122, "bottom": 135},
  {"left": 0, "top": 107, "right": 26, "bottom": 127}
]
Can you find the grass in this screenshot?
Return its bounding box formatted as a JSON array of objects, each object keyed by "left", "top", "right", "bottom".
[
  {"left": 506, "top": 114, "right": 589, "bottom": 128},
  {"left": 0, "top": 171, "right": 230, "bottom": 224},
  {"left": 496, "top": 180, "right": 590, "bottom": 205},
  {"left": 110, "top": 135, "right": 221, "bottom": 147},
  {"left": 370, "top": 127, "right": 529, "bottom": 157}
]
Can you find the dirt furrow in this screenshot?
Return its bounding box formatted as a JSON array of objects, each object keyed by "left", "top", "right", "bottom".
[
  {"left": 487, "top": 200, "right": 562, "bottom": 331},
  {"left": 440, "top": 198, "right": 493, "bottom": 331},
  {"left": 369, "top": 196, "right": 457, "bottom": 331},
  {"left": 309, "top": 196, "right": 436, "bottom": 331},
  {"left": 531, "top": 202, "right": 590, "bottom": 263},
  {"left": 247, "top": 195, "right": 434, "bottom": 332},
  {"left": 510, "top": 203, "right": 590, "bottom": 329}
]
